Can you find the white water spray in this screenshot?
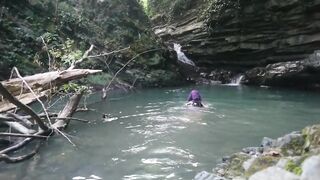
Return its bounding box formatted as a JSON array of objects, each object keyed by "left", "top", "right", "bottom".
[
  {"left": 173, "top": 43, "right": 196, "bottom": 66},
  {"left": 227, "top": 75, "right": 244, "bottom": 86}
]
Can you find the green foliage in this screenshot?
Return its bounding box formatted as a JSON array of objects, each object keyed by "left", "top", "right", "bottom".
[
  {"left": 40, "top": 33, "right": 83, "bottom": 68},
  {"left": 285, "top": 160, "right": 303, "bottom": 175},
  {"left": 171, "top": 0, "right": 193, "bottom": 16},
  {"left": 85, "top": 73, "right": 113, "bottom": 86},
  {"left": 60, "top": 82, "right": 90, "bottom": 93},
  {"left": 0, "top": 0, "right": 180, "bottom": 87}
]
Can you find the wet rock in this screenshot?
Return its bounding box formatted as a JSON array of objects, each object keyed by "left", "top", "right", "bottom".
[
  {"left": 249, "top": 166, "right": 300, "bottom": 180},
  {"left": 302, "top": 124, "right": 320, "bottom": 153},
  {"left": 222, "top": 156, "right": 231, "bottom": 163},
  {"left": 276, "top": 158, "right": 290, "bottom": 169},
  {"left": 245, "top": 51, "right": 320, "bottom": 88},
  {"left": 208, "top": 69, "right": 234, "bottom": 84},
  {"left": 194, "top": 171, "right": 226, "bottom": 180},
  {"left": 207, "top": 125, "right": 320, "bottom": 180},
  {"left": 301, "top": 155, "right": 320, "bottom": 180},
  {"left": 245, "top": 155, "right": 280, "bottom": 176},
  {"left": 242, "top": 157, "right": 257, "bottom": 171},
  {"left": 261, "top": 137, "right": 275, "bottom": 149},
  {"left": 242, "top": 147, "right": 263, "bottom": 155},
  {"left": 261, "top": 132, "right": 305, "bottom": 156}
]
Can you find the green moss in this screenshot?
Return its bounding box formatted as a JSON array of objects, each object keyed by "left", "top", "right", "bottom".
[
  {"left": 285, "top": 160, "right": 303, "bottom": 176},
  {"left": 302, "top": 125, "right": 320, "bottom": 152},
  {"left": 281, "top": 136, "right": 305, "bottom": 156},
  {"left": 224, "top": 153, "right": 251, "bottom": 177},
  {"left": 245, "top": 156, "right": 280, "bottom": 177}
]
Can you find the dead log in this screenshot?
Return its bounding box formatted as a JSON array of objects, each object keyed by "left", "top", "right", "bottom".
[
  {"left": 0, "top": 130, "right": 45, "bottom": 155},
  {"left": 0, "top": 69, "right": 102, "bottom": 112},
  {"left": 0, "top": 83, "right": 48, "bottom": 131},
  {"left": 0, "top": 92, "right": 82, "bottom": 155},
  {"left": 0, "top": 114, "right": 17, "bottom": 122},
  {"left": 3, "top": 122, "right": 36, "bottom": 134},
  {"left": 52, "top": 92, "right": 83, "bottom": 130},
  {"left": 0, "top": 90, "right": 50, "bottom": 113},
  {"left": 6, "top": 113, "right": 34, "bottom": 127},
  {"left": 0, "top": 143, "right": 40, "bottom": 163}
]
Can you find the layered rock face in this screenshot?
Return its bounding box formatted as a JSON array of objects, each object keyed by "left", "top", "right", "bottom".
[{"left": 150, "top": 0, "right": 320, "bottom": 87}]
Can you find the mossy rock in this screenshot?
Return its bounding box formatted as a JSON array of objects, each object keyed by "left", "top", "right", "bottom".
[
  {"left": 224, "top": 153, "right": 251, "bottom": 177},
  {"left": 285, "top": 160, "right": 303, "bottom": 176},
  {"left": 245, "top": 155, "right": 280, "bottom": 177},
  {"left": 302, "top": 125, "right": 320, "bottom": 153},
  {"left": 281, "top": 136, "right": 305, "bottom": 156}
]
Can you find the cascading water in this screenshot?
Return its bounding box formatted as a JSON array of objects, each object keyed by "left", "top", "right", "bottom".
[
  {"left": 173, "top": 43, "right": 196, "bottom": 66},
  {"left": 227, "top": 75, "right": 244, "bottom": 86}
]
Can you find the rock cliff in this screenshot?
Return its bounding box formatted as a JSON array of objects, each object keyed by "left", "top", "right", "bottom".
[{"left": 150, "top": 0, "right": 320, "bottom": 88}]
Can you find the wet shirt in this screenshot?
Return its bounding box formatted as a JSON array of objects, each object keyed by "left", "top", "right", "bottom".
[{"left": 187, "top": 90, "right": 202, "bottom": 102}]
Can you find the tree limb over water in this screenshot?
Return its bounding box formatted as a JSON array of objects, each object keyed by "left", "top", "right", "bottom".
[{"left": 0, "top": 52, "right": 102, "bottom": 162}]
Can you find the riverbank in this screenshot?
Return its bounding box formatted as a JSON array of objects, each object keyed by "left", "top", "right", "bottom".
[{"left": 197, "top": 124, "right": 320, "bottom": 180}]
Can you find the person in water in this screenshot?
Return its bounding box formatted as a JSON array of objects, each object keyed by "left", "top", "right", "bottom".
[{"left": 187, "top": 89, "right": 203, "bottom": 107}]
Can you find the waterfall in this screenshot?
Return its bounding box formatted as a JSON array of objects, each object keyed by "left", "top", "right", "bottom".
[
  {"left": 173, "top": 43, "right": 196, "bottom": 66},
  {"left": 227, "top": 75, "right": 244, "bottom": 86}
]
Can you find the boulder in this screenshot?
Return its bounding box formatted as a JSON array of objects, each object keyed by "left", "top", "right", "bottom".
[
  {"left": 249, "top": 166, "right": 300, "bottom": 180},
  {"left": 301, "top": 155, "right": 320, "bottom": 180}
]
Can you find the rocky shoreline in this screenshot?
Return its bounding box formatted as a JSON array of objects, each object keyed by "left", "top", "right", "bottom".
[{"left": 195, "top": 124, "right": 320, "bottom": 180}]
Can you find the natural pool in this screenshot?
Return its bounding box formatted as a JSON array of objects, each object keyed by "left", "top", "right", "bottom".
[{"left": 1, "top": 85, "right": 320, "bottom": 180}]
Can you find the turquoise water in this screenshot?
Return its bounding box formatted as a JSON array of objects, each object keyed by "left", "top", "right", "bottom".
[{"left": 1, "top": 85, "right": 320, "bottom": 179}]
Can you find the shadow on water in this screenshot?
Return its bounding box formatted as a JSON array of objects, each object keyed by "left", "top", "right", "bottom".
[{"left": 1, "top": 85, "right": 320, "bottom": 180}]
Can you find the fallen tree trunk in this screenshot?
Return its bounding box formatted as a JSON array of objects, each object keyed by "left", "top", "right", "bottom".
[
  {"left": 52, "top": 92, "right": 83, "bottom": 130},
  {"left": 0, "top": 69, "right": 102, "bottom": 112},
  {"left": 0, "top": 92, "right": 83, "bottom": 162},
  {"left": 0, "top": 143, "right": 40, "bottom": 163},
  {"left": 0, "top": 83, "right": 48, "bottom": 131}
]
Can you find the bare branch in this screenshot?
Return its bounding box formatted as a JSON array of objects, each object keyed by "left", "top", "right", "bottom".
[
  {"left": 88, "top": 46, "right": 130, "bottom": 59},
  {"left": 40, "top": 36, "right": 53, "bottom": 71},
  {"left": 0, "top": 130, "right": 46, "bottom": 154},
  {"left": 0, "top": 133, "right": 48, "bottom": 139},
  {"left": 68, "top": 44, "right": 95, "bottom": 70},
  {"left": 102, "top": 48, "right": 160, "bottom": 99},
  {"left": 11, "top": 67, "right": 52, "bottom": 127},
  {"left": 52, "top": 117, "right": 90, "bottom": 123}
]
